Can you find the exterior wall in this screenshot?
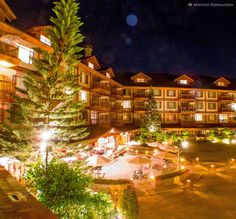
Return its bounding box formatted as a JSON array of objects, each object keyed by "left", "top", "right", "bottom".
[{"left": 0, "top": 1, "right": 236, "bottom": 131}]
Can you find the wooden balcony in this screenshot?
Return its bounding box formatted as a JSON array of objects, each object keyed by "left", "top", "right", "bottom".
[
  {"left": 0, "top": 41, "right": 18, "bottom": 58},
  {"left": 180, "top": 106, "right": 196, "bottom": 112},
  {"left": 218, "top": 94, "right": 234, "bottom": 101},
  {"left": 179, "top": 93, "right": 196, "bottom": 99},
  {"left": 110, "top": 90, "right": 123, "bottom": 98},
  {"left": 0, "top": 80, "right": 15, "bottom": 102},
  {"left": 133, "top": 93, "right": 147, "bottom": 98},
  {"left": 134, "top": 106, "right": 146, "bottom": 110},
  {"left": 219, "top": 107, "right": 234, "bottom": 112},
  {"left": 91, "top": 83, "right": 111, "bottom": 95}
]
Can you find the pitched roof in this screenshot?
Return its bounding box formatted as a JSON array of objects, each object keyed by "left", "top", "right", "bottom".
[
  {"left": 0, "top": 166, "right": 57, "bottom": 219},
  {"left": 174, "top": 74, "right": 194, "bottom": 83},
  {"left": 114, "top": 72, "right": 236, "bottom": 90},
  {"left": 130, "top": 72, "right": 152, "bottom": 81}
]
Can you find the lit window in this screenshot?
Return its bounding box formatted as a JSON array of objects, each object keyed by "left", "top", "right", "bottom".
[
  {"left": 80, "top": 90, "right": 88, "bottom": 101},
  {"left": 157, "top": 101, "right": 162, "bottom": 109},
  {"left": 167, "top": 102, "right": 176, "bottom": 109},
  {"left": 217, "top": 81, "right": 225, "bottom": 87},
  {"left": 136, "top": 78, "right": 145, "bottom": 83},
  {"left": 208, "top": 91, "right": 216, "bottom": 98},
  {"left": 17, "top": 44, "right": 33, "bottom": 64},
  {"left": 179, "top": 80, "right": 187, "bottom": 85},
  {"left": 91, "top": 111, "right": 97, "bottom": 124},
  {"left": 195, "top": 114, "right": 203, "bottom": 121},
  {"left": 208, "top": 102, "right": 216, "bottom": 110},
  {"left": 196, "top": 91, "right": 203, "bottom": 98},
  {"left": 196, "top": 102, "right": 204, "bottom": 110},
  {"left": 123, "top": 101, "right": 131, "bottom": 109},
  {"left": 219, "top": 114, "right": 228, "bottom": 122},
  {"left": 166, "top": 114, "right": 177, "bottom": 121},
  {"left": 40, "top": 35, "right": 51, "bottom": 46},
  {"left": 209, "top": 115, "right": 216, "bottom": 121},
  {"left": 106, "top": 72, "right": 111, "bottom": 78},
  {"left": 167, "top": 90, "right": 176, "bottom": 97},
  {"left": 88, "top": 62, "right": 94, "bottom": 69},
  {"left": 154, "top": 89, "right": 161, "bottom": 96},
  {"left": 123, "top": 113, "right": 131, "bottom": 121}
]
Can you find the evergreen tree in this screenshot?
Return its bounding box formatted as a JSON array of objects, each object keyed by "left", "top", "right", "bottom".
[
  {"left": 1, "top": 0, "right": 89, "bottom": 159},
  {"left": 139, "top": 89, "right": 161, "bottom": 144}
]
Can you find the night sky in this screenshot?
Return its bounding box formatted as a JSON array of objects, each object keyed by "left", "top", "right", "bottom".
[{"left": 7, "top": 0, "right": 236, "bottom": 77}]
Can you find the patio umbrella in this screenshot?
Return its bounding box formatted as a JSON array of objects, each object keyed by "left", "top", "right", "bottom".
[
  {"left": 86, "top": 155, "right": 111, "bottom": 166},
  {"left": 127, "top": 156, "right": 151, "bottom": 165}
]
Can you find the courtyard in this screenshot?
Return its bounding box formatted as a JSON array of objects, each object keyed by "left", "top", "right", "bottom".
[{"left": 138, "top": 141, "right": 236, "bottom": 219}]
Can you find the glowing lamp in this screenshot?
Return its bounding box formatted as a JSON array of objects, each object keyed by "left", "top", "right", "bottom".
[
  {"left": 41, "top": 129, "right": 53, "bottom": 141},
  {"left": 149, "top": 125, "right": 156, "bottom": 133},
  {"left": 222, "top": 139, "right": 230, "bottom": 144},
  {"left": 231, "top": 158, "right": 235, "bottom": 162},
  {"left": 196, "top": 157, "right": 199, "bottom": 161},
  {"left": 231, "top": 139, "right": 236, "bottom": 144},
  {"left": 180, "top": 165, "right": 185, "bottom": 170},
  {"left": 181, "top": 141, "right": 189, "bottom": 149},
  {"left": 0, "top": 60, "right": 14, "bottom": 67},
  {"left": 232, "top": 103, "right": 236, "bottom": 111},
  {"left": 180, "top": 157, "right": 185, "bottom": 162},
  {"left": 150, "top": 174, "right": 155, "bottom": 180},
  {"left": 211, "top": 164, "right": 215, "bottom": 168},
  {"left": 186, "top": 179, "right": 191, "bottom": 183},
  {"left": 163, "top": 165, "right": 167, "bottom": 169}
]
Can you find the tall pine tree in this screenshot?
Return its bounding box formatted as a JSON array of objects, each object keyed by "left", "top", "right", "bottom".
[
  {"left": 139, "top": 89, "right": 161, "bottom": 144},
  {"left": 1, "top": 0, "right": 89, "bottom": 159}
]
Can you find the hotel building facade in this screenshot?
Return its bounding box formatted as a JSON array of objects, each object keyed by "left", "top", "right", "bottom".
[{"left": 0, "top": 0, "right": 236, "bottom": 136}]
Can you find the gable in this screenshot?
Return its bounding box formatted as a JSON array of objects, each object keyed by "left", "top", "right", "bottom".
[
  {"left": 174, "top": 74, "right": 194, "bottom": 85},
  {"left": 213, "top": 77, "right": 230, "bottom": 87},
  {"left": 82, "top": 55, "right": 101, "bottom": 70},
  {"left": 130, "top": 72, "right": 151, "bottom": 83},
  {"left": 100, "top": 67, "right": 115, "bottom": 78}
]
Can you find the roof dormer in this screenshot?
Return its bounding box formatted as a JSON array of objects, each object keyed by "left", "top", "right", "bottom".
[
  {"left": 100, "top": 67, "right": 115, "bottom": 79},
  {"left": 81, "top": 55, "right": 101, "bottom": 70},
  {"left": 174, "top": 74, "right": 194, "bottom": 85},
  {"left": 213, "top": 77, "right": 230, "bottom": 87},
  {"left": 130, "top": 72, "right": 151, "bottom": 83}
]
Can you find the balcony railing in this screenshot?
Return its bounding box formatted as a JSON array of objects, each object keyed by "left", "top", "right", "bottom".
[
  {"left": 133, "top": 93, "right": 147, "bottom": 98},
  {"left": 180, "top": 106, "right": 196, "bottom": 112},
  {"left": 0, "top": 80, "right": 15, "bottom": 93},
  {"left": 218, "top": 95, "right": 234, "bottom": 100},
  {"left": 179, "top": 93, "right": 195, "bottom": 99},
  {"left": 134, "top": 106, "right": 146, "bottom": 110},
  {"left": 0, "top": 41, "right": 18, "bottom": 58},
  {"left": 92, "top": 83, "right": 110, "bottom": 93},
  {"left": 111, "top": 90, "right": 123, "bottom": 97},
  {"left": 219, "top": 107, "right": 234, "bottom": 112}
]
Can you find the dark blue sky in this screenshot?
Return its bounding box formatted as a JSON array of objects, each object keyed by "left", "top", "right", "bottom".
[{"left": 7, "top": 0, "right": 236, "bottom": 77}]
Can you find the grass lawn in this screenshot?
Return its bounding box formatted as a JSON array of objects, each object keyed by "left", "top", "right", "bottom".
[{"left": 182, "top": 140, "right": 236, "bottom": 162}]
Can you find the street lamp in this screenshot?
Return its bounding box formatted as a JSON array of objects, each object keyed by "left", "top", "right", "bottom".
[
  {"left": 40, "top": 129, "right": 54, "bottom": 168},
  {"left": 177, "top": 141, "right": 189, "bottom": 170}
]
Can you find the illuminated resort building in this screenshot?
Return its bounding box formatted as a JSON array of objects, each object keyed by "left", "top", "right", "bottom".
[{"left": 0, "top": 0, "right": 236, "bottom": 136}]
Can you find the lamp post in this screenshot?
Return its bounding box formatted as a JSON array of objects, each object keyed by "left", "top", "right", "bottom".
[
  {"left": 40, "top": 129, "right": 53, "bottom": 171},
  {"left": 177, "top": 141, "right": 189, "bottom": 170}
]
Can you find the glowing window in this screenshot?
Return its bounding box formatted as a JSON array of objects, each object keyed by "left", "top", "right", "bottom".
[
  {"left": 209, "top": 115, "right": 216, "bottom": 121},
  {"left": 219, "top": 114, "right": 228, "bottom": 122},
  {"left": 166, "top": 101, "right": 176, "bottom": 109},
  {"left": 208, "top": 102, "right": 216, "bottom": 110},
  {"left": 40, "top": 35, "right": 51, "bottom": 46},
  {"left": 88, "top": 62, "right": 94, "bottom": 69},
  {"left": 196, "top": 91, "right": 203, "bottom": 97},
  {"left": 217, "top": 81, "right": 225, "bottom": 86},
  {"left": 136, "top": 78, "right": 145, "bottom": 83},
  {"left": 208, "top": 91, "right": 216, "bottom": 98},
  {"left": 80, "top": 90, "right": 88, "bottom": 101},
  {"left": 195, "top": 114, "right": 203, "bottom": 121},
  {"left": 123, "top": 101, "right": 131, "bottom": 109},
  {"left": 106, "top": 72, "right": 111, "bottom": 78},
  {"left": 154, "top": 89, "right": 161, "bottom": 96},
  {"left": 167, "top": 90, "right": 176, "bottom": 97},
  {"left": 17, "top": 44, "right": 33, "bottom": 64},
  {"left": 179, "top": 80, "right": 187, "bottom": 85},
  {"left": 91, "top": 111, "right": 97, "bottom": 124}
]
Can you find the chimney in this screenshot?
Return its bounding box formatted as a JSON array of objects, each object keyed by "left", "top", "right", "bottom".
[{"left": 84, "top": 44, "right": 93, "bottom": 57}]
